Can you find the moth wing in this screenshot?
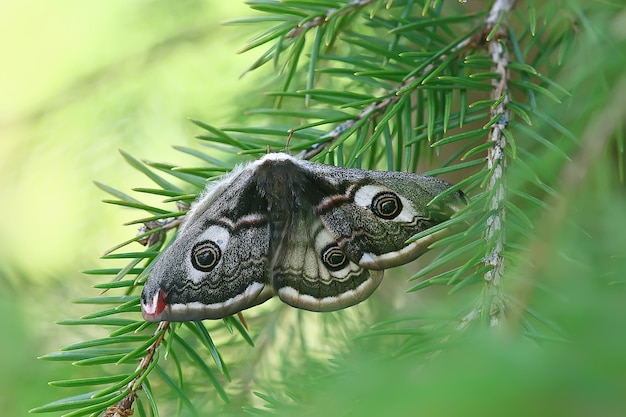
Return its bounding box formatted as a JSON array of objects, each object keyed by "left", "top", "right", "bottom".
[
  {"left": 271, "top": 215, "right": 383, "bottom": 312},
  {"left": 141, "top": 165, "right": 273, "bottom": 321},
  {"left": 303, "top": 162, "right": 467, "bottom": 270}
]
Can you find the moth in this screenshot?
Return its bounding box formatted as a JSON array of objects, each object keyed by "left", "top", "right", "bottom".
[{"left": 141, "top": 153, "right": 466, "bottom": 322}]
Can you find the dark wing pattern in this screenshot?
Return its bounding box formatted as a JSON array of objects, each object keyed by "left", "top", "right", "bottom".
[
  {"left": 141, "top": 165, "right": 273, "bottom": 321},
  {"left": 141, "top": 153, "right": 465, "bottom": 321},
  {"left": 303, "top": 162, "right": 467, "bottom": 269},
  {"left": 270, "top": 211, "right": 384, "bottom": 312}
]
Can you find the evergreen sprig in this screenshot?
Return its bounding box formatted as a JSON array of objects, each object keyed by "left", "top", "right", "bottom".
[{"left": 34, "top": 1, "right": 626, "bottom": 416}]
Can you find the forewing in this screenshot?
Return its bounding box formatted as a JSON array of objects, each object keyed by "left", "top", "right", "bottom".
[
  {"left": 141, "top": 166, "right": 273, "bottom": 321},
  {"left": 303, "top": 162, "right": 467, "bottom": 270}
]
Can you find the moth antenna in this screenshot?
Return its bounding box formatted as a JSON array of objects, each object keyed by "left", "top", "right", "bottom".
[{"left": 285, "top": 129, "right": 295, "bottom": 155}]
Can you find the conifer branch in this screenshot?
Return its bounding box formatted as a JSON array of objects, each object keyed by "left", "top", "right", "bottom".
[
  {"left": 302, "top": 26, "right": 477, "bottom": 159},
  {"left": 483, "top": 0, "right": 515, "bottom": 326},
  {"left": 36, "top": 2, "right": 608, "bottom": 415},
  {"left": 286, "top": 0, "right": 375, "bottom": 39},
  {"left": 104, "top": 322, "right": 170, "bottom": 417}
]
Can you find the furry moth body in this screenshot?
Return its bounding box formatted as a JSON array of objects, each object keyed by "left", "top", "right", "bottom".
[{"left": 141, "top": 153, "right": 466, "bottom": 322}]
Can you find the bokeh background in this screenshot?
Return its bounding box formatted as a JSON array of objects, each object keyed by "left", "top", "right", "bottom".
[
  {"left": 3, "top": 2, "right": 626, "bottom": 417},
  {"left": 0, "top": 2, "right": 257, "bottom": 414}
]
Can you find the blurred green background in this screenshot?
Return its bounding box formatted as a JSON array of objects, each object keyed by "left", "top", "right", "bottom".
[
  {"left": 2, "top": 2, "right": 626, "bottom": 417},
  {"left": 0, "top": 2, "right": 257, "bottom": 414}
]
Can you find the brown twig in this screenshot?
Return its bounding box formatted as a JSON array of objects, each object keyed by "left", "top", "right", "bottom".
[
  {"left": 104, "top": 321, "right": 170, "bottom": 417},
  {"left": 286, "top": 0, "right": 376, "bottom": 39}
]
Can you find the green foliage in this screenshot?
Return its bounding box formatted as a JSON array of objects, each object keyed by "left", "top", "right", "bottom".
[{"left": 34, "top": 1, "right": 626, "bottom": 416}]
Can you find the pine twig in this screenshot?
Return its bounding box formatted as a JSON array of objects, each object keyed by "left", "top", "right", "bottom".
[
  {"left": 300, "top": 26, "right": 477, "bottom": 159},
  {"left": 286, "top": 0, "right": 375, "bottom": 39},
  {"left": 104, "top": 321, "right": 170, "bottom": 417},
  {"left": 483, "top": 0, "right": 516, "bottom": 326}
]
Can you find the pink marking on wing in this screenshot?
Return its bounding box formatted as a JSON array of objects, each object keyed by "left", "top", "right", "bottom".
[
  {"left": 315, "top": 194, "right": 351, "bottom": 214},
  {"left": 141, "top": 289, "right": 168, "bottom": 320}
]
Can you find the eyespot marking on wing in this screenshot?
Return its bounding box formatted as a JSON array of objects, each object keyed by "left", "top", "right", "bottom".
[{"left": 353, "top": 185, "right": 416, "bottom": 223}]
